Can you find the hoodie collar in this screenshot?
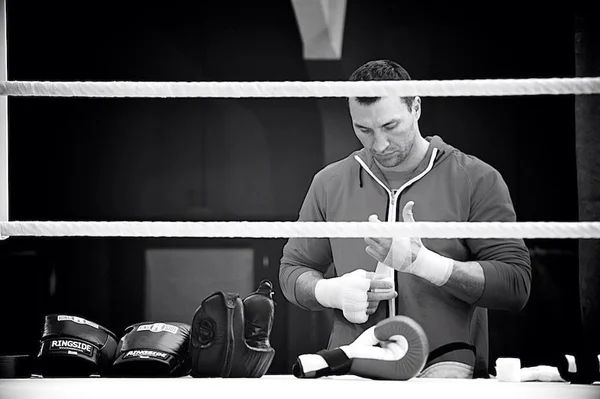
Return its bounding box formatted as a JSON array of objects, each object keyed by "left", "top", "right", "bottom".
[{"left": 355, "top": 135, "right": 453, "bottom": 188}]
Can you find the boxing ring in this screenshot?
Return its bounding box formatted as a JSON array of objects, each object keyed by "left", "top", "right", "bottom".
[{"left": 2, "top": 3, "right": 600, "bottom": 399}]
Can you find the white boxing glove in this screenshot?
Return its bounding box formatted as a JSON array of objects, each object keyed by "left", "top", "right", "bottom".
[
  {"left": 292, "top": 316, "right": 429, "bottom": 381},
  {"left": 314, "top": 269, "right": 372, "bottom": 324},
  {"left": 340, "top": 325, "right": 408, "bottom": 361}
]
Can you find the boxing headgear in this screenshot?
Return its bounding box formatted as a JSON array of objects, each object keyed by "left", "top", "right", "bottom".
[{"left": 189, "top": 280, "right": 276, "bottom": 378}]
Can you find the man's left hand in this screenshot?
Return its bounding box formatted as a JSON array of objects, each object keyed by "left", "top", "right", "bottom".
[
  {"left": 364, "top": 201, "right": 453, "bottom": 287},
  {"left": 364, "top": 201, "right": 422, "bottom": 271}
]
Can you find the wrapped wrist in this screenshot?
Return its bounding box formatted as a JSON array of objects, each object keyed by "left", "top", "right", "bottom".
[
  {"left": 411, "top": 247, "right": 453, "bottom": 286},
  {"left": 383, "top": 238, "right": 453, "bottom": 286},
  {"left": 314, "top": 278, "right": 336, "bottom": 309}
]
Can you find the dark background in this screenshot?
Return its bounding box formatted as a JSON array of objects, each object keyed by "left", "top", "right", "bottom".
[{"left": 0, "top": 0, "right": 587, "bottom": 375}]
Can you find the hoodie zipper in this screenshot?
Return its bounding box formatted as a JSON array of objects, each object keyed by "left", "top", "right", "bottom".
[{"left": 354, "top": 148, "right": 439, "bottom": 317}]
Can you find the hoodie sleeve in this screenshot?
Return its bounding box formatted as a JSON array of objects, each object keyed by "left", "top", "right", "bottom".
[
  {"left": 279, "top": 171, "right": 334, "bottom": 310},
  {"left": 466, "top": 164, "right": 532, "bottom": 311}
]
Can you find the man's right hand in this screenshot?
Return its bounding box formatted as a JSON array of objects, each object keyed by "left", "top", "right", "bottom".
[{"left": 314, "top": 269, "right": 397, "bottom": 324}]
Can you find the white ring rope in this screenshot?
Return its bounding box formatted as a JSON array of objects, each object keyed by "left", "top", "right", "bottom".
[
  {"left": 2, "top": 221, "right": 600, "bottom": 239},
  {"left": 2, "top": 78, "right": 599, "bottom": 241},
  {"left": 1, "top": 78, "right": 600, "bottom": 98}
]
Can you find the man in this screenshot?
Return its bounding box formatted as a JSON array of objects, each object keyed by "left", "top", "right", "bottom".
[{"left": 279, "top": 60, "right": 532, "bottom": 378}]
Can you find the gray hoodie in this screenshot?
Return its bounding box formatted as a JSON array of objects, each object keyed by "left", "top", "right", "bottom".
[{"left": 279, "top": 135, "right": 532, "bottom": 377}]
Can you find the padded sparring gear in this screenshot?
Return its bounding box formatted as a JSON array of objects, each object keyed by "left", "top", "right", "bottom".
[
  {"left": 36, "top": 314, "right": 118, "bottom": 377},
  {"left": 292, "top": 316, "right": 429, "bottom": 380},
  {"left": 190, "top": 280, "right": 276, "bottom": 378},
  {"left": 111, "top": 322, "right": 191, "bottom": 377}
]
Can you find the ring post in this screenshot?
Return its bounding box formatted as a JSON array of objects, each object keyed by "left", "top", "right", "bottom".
[{"left": 0, "top": 0, "right": 8, "bottom": 239}]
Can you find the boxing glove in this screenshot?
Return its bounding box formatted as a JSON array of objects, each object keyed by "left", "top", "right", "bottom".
[
  {"left": 111, "top": 322, "right": 191, "bottom": 377},
  {"left": 36, "top": 314, "right": 118, "bottom": 377},
  {"left": 293, "top": 316, "right": 429, "bottom": 380}
]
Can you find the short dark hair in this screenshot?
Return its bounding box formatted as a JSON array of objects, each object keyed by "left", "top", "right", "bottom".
[{"left": 348, "top": 59, "right": 415, "bottom": 108}]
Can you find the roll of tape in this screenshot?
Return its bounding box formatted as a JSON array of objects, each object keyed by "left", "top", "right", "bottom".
[{"left": 496, "top": 357, "right": 521, "bottom": 382}]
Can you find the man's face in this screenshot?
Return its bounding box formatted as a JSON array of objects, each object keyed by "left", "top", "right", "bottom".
[{"left": 349, "top": 96, "right": 421, "bottom": 168}]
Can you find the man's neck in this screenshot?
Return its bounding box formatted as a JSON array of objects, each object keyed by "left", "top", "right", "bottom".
[{"left": 376, "top": 135, "right": 430, "bottom": 173}]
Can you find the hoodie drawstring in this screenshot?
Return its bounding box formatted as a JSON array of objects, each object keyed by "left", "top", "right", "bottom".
[{"left": 358, "top": 165, "right": 363, "bottom": 187}]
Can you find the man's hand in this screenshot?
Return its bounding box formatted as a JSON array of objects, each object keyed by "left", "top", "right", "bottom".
[
  {"left": 315, "top": 269, "right": 396, "bottom": 323},
  {"left": 364, "top": 233, "right": 394, "bottom": 264},
  {"left": 364, "top": 201, "right": 422, "bottom": 268},
  {"left": 367, "top": 275, "right": 396, "bottom": 315},
  {"left": 364, "top": 201, "right": 453, "bottom": 287}
]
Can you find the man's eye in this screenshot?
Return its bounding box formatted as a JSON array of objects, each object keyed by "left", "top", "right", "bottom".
[{"left": 385, "top": 123, "right": 398, "bottom": 130}]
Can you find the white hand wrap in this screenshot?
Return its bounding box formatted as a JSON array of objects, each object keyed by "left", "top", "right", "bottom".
[
  {"left": 383, "top": 237, "right": 453, "bottom": 286},
  {"left": 314, "top": 269, "right": 371, "bottom": 324},
  {"left": 519, "top": 366, "right": 566, "bottom": 382}
]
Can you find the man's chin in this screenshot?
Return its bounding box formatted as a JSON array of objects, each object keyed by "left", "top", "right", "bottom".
[{"left": 375, "top": 156, "right": 401, "bottom": 168}]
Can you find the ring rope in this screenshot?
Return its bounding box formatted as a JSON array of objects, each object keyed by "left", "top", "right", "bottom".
[
  {"left": 2, "top": 221, "right": 600, "bottom": 239},
  {"left": 1, "top": 78, "right": 600, "bottom": 98},
  {"left": 2, "top": 78, "right": 599, "bottom": 241}
]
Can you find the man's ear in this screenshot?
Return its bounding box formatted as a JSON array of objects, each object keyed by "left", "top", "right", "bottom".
[{"left": 413, "top": 96, "right": 422, "bottom": 120}]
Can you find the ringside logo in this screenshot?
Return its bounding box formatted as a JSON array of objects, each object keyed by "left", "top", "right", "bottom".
[
  {"left": 57, "top": 315, "right": 99, "bottom": 329},
  {"left": 123, "top": 350, "right": 169, "bottom": 359},
  {"left": 49, "top": 339, "right": 93, "bottom": 356},
  {"left": 136, "top": 323, "right": 179, "bottom": 334}
]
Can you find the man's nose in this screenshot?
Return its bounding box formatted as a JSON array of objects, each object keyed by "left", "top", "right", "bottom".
[{"left": 373, "top": 131, "right": 389, "bottom": 153}]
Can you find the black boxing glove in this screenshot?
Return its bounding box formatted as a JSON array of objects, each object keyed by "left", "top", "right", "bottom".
[
  {"left": 36, "top": 314, "right": 118, "bottom": 377},
  {"left": 111, "top": 322, "right": 191, "bottom": 377}
]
